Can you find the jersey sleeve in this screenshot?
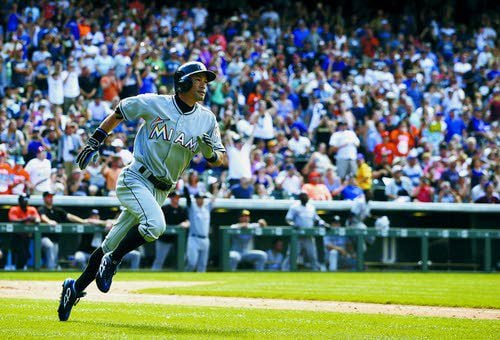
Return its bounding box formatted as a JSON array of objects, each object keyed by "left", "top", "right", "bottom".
[
  {"left": 118, "top": 94, "right": 156, "bottom": 121},
  {"left": 206, "top": 117, "right": 226, "bottom": 152}
]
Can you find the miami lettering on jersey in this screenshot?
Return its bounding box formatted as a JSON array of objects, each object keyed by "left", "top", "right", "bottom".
[{"left": 149, "top": 118, "right": 198, "bottom": 152}]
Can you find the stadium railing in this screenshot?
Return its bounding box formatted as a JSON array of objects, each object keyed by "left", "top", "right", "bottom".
[
  {"left": 0, "top": 223, "right": 186, "bottom": 270},
  {"left": 219, "top": 226, "right": 500, "bottom": 272}
]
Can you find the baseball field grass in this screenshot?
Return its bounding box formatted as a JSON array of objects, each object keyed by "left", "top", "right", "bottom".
[
  {"left": 0, "top": 272, "right": 499, "bottom": 339},
  {"left": 0, "top": 298, "right": 499, "bottom": 339}
]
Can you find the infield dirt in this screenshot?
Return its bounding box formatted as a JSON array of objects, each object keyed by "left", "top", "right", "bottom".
[{"left": 0, "top": 280, "right": 498, "bottom": 320}]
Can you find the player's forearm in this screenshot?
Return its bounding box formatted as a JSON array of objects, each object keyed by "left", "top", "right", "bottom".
[{"left": 98, "top": 110, "right": 124, "bottom": 134}]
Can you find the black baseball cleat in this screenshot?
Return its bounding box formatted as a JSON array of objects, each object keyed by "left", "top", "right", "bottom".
[
  {"left": 95, "top": 253, "right": 121, "bottom": 293},
  {"left": 58, "top": 278, "right": 86, "bottom": 321}
]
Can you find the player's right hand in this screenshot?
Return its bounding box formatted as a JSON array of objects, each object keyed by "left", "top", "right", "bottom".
[{"left": 75, "top": 139, "right": 100, "bottom": 170}]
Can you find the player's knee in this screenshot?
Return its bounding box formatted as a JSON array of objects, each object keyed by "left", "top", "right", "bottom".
[
  {"left": 139, "top": 219, "right": 166, "bottom": 242},
  {"left": 229, "top": 251, "right": 241, "bottom": 262}
]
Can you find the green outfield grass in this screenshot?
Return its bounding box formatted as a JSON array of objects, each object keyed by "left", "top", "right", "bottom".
[
  {"left": 1, "top": 272, "right": 499, "bottom": 309},
  {"left": 0, "top": 298, "right": 498, "bottom": 339}
]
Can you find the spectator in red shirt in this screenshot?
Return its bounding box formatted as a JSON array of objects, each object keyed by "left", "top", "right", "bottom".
[
  {"left": 8, "top": 194, "right": 41, "bottom": 269},
  {"left": 373, "top": 131, "right": 397, "bottom": 165},
  {"left": 390, "top": 121, "right": 415, "bottom": 157},
  {"left": 301, "top": 171, "right": 332, "bottom": 200},
  {"left": 361, "top": 28, "right": 379, "bottom": 59},
  {"left": 413, "top": 177, "right": 435, "bottom": 202}
]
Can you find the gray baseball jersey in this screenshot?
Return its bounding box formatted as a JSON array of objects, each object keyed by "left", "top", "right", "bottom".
[
  {"left": 119, "top": 94, "right": 225, "bottom": 184},
  {"left": 102, "top": 94, "right": 225, "bottom": 253}
]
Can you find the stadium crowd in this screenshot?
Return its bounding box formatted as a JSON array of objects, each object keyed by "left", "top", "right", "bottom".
[{"left": 0, "top": 0, "right": 497, "bottom": 206}]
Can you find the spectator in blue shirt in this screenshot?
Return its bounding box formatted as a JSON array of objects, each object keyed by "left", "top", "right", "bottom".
[
  {"left": 341, "top": 176, "right": 364, "bottom": 200},
  {"left": 229, "top": 177, "right": 254, "bottom": 198}
]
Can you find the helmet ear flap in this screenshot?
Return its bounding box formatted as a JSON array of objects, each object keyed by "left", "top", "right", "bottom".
[{"left": 178, "top": 76, "right": 193, "bottom": 93}]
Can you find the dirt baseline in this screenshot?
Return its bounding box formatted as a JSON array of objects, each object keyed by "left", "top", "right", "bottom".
[{"left": 0, "top": 280, "right": 498, "bottom": 320}]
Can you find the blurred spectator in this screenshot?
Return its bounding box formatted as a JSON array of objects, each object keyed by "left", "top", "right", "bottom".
[
  {"left": 355, "top": 153, "right": 373, "bottom": 197},
  {"left": 385, "top": 165, "right": 413, "bottom": 202},
  {"left": 284, "top": 192, "right": 327, "bottom": 271},
  {"left": 275, "top": 164, "right": 303, "bottom": 198},
  {"left": 24, "top": 146, "right": 51, "bottom": 195},
  {"left": 301, "top": 171, "right": 332, "bottom": 200},
  {"left": 324, "top": 215, "right": 356, "bottom": 271},
  {"left": 265, "top": 238, "right": 285, "bottom": 271},
  {"left": 413, "top": 177, "right": 435, "bottom": 203},
  {"left": 329, "top": 121, "right": 360, "bottom": 179},
  {"left": 225, "top": 133, "right": 253, "bottom": 186},
  {"left": 437, "top": 181, "right": 462, "bottom": 203},
  {"left": 152, "top": 191, "right": 189, "bottom": 270},
  {"left": 38, "top": 191, "right": 91, "bottom": 270},
  {"left": 229, "top": 209, "right": 268, "bottom": 271},
  {"left": 475, "top": 182, "right": 499, "bottom": 204}
]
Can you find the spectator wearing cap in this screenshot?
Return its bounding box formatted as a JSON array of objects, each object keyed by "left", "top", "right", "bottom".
[
  {"left": 38, "top": 191, "right": 95, "bottom": 269},
  {"left": 229, "top": 209, "right": 268, "bottom": 271},
  {"left": 403, "top": 150, "right": 424, "bottom": 188},
  {"left": 120, "top": 64, "right": 142, "bottom": 99},
  {"left": 111, "top": 138, "right": 133, "bottom": 166},
  {"left": 184, "top": 170, "right": 206, "bottom": 197},
  {"left": 384, "top": 165, "right": 413, "bottom": 202},
  {"left": 151, "top": 191, "right": 190, "bottom": 270},
  {"left": 324, "top": 215, "right": 356, "bottom": 271},
  {"left": 340, "top": 176, "right": 364, "bottom": 200},
  {"left": 8, "top": 194, "right": 40, "bottom": 269},
  {"left": 275, "top": 164, "right": 303, "bottom": 198},
  {"left": 184, "top": 186, "right": 217, "bottom": 272},
  {"left": 74, "top": 209, "right": 141, "bottom": 270},
  {"left": 25, "top": 127, "right": 48, "bottom": 163},
  {"left": 373, "top": 131, "right": 397, "bottom": 165},
  {"left": 354, "top": 153, "right": 373, "bottom": 197},
  {"left": 437, "top": 181, "right": 462, "bottom": 203},
  {"left": 301, "top": 171, "right": 332, "bottom": 201},
  {"left": 24, "top": 146, "right": 51, "bottom": 195},
  {"left": 328, "top": 120, "right": 360, "bottom": 180},
  {"left": 284, "top": 192, "right": 327, "bottom": 271},
  {"left": 265, "top": 238, "right": 285, "bottom": 271}
]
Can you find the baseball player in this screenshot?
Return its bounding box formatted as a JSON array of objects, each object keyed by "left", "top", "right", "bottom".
[
  {"left": 282, "top": 192, "right": 327, "bottom": 271},
  {"left": 58, "top": 61, "right": 225, "bottom": 321},
  {"left": 184, "top": 186, "right": 215, "bottom": 272}
]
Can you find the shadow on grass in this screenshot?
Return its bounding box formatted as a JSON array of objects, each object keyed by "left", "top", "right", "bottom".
[{"left": 72, "top": 320, "right": 245, "bottom": 337}]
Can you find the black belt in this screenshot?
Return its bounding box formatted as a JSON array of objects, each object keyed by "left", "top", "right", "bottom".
[
  {"left": 138, "top": 166, "right": 172, "bottom": 191},
  {"left": 189, "top": 233, "right": 208, "bottom": 239}
]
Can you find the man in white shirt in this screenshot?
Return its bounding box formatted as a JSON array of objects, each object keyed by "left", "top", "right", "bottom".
[
  {"left": 87, "top": 96, "right": 110, "bottom": 124},
  {"left": 252, "top": 100, "right": 275, "bottom": 141},
  {"left": 226, "top": 133, "right": 253, "bottom": 185},
  {"left": 288, "top": 128, "right": 311, "bottom": 156},
  {"left": 111, "top": 138, "right": 133, "bottom": 166},
  {"left": 62, "top": 61, "right": 80, "bottom": 114},
  {"left": 275, "top": 164, "right": 303, "bottom": 197},
  {"left": 328, "top": 121, "right": 360, "bottom": 179},
  {"left": 24, "top": 146, "right": 52, "bottom": 194},
  {"left": 95, "top": 45, "right": 115, "bottom": 77}
]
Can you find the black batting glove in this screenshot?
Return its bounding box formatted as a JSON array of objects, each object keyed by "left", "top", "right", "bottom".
[{"left": 75, "top": 128, "right": 108, "bottom": 170}]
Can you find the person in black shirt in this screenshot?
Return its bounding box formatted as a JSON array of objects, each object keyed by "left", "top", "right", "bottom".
[
  {"left": 38, "top": 191, "right": 92, "bottom": 270},
  {"left": 151, "top": 191, "right": 189, "bottom": 270},
  {"left": 78, "top": 66, "right": 98, "bottom": 100}
]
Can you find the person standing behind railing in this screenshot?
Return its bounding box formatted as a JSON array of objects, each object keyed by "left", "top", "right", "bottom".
[
  {"left": 283, "top": 192, "right": 327, "bottom": 271},
  {"left": 229, "top": 209, "right": 268, "bottom": 271},
  {"left": 7, "top": 194, "right": 40, "bottom": 270}
]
